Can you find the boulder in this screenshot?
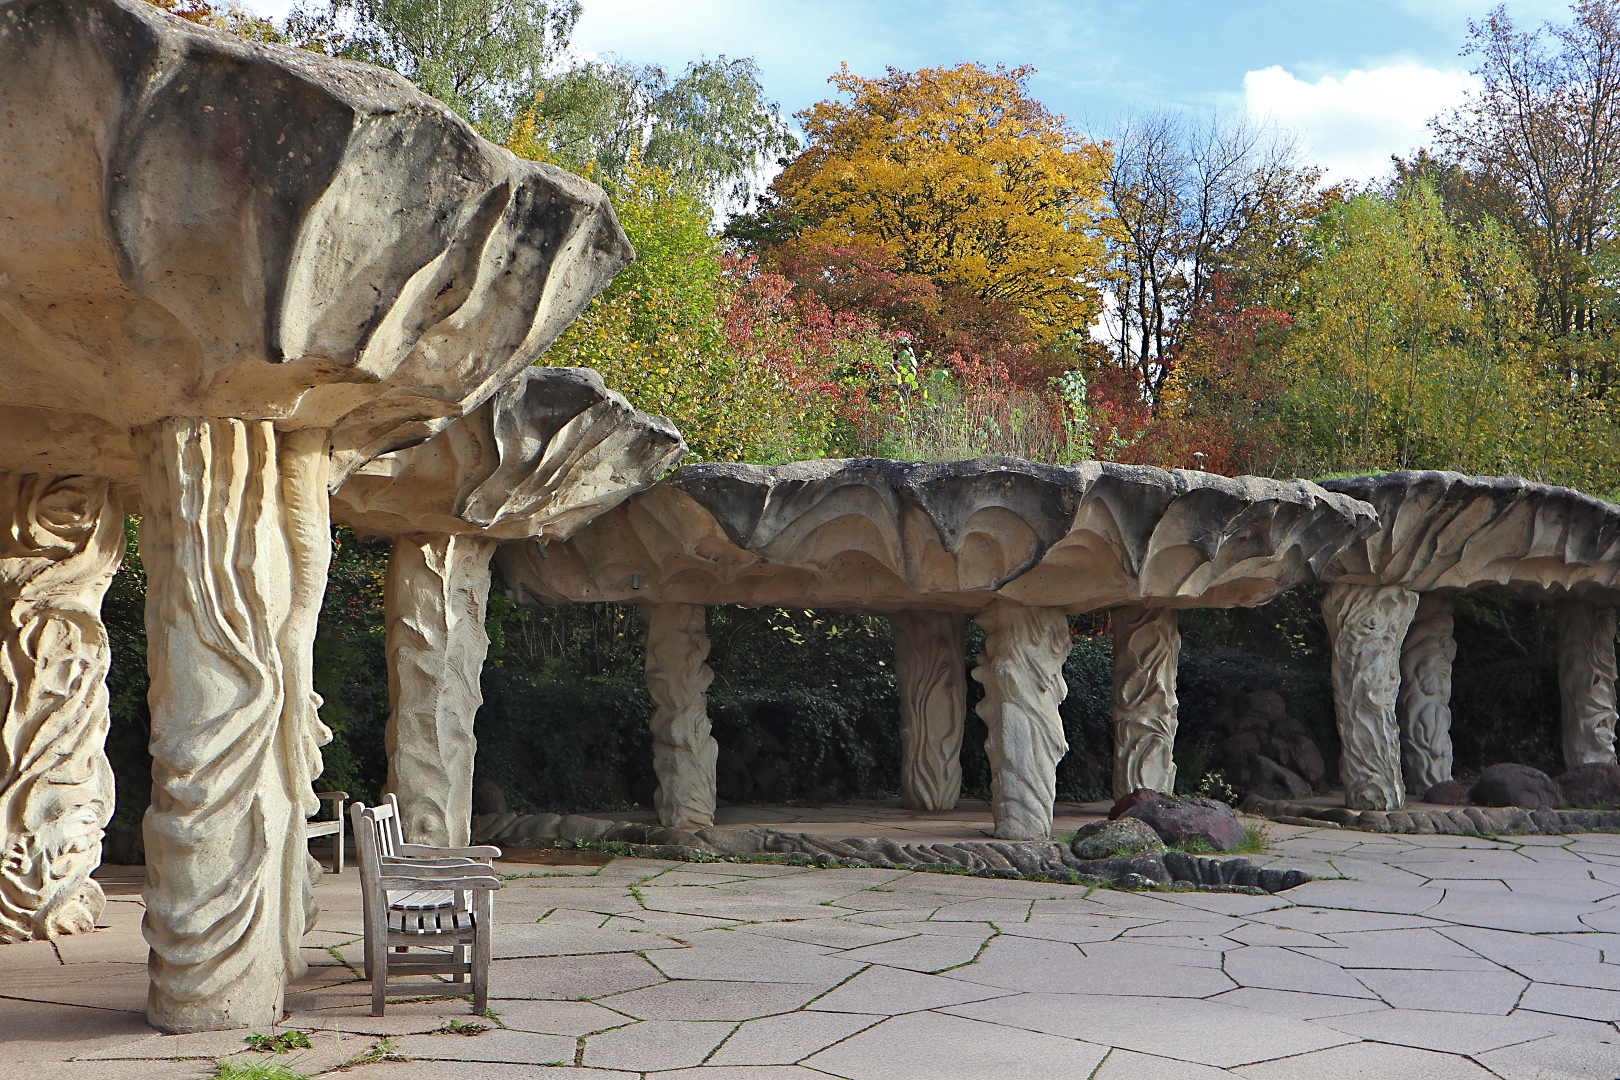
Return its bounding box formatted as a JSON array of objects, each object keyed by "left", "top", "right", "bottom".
[
  {"left": 1123, "top": 794, "right": 1247, "bottom": 852},
  {"left": 1253, "top": 755, "right": 1312, "bottom": 799},
  {"left": 1555, "top": 763, "right": 1620, "bottom": 809},
  {"left": 1108, "top": 787, "right": 1171, "bottom": 821},
  {"left": 472, "top": 778, "right": 506, "bottom": 816},
  {"left": 1469, "top": 763, "right": 1563, "bottom": 810},
  {"left": 1422, "top": 780, "right": 1471, "bottom": 806},
  {"left": 1071, "top": 817, "right": 1166, "bottom": 861}
]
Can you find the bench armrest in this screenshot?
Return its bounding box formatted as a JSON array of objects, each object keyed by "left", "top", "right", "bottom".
[
  {"left": 382, "top": 856, "right": 481, "bottom": 869},
  {"left": 397, "top": 843, "right": 502, "bottom": 861},
  {"left": 380, "top": 874, "right": 501, "bottom": 892}
]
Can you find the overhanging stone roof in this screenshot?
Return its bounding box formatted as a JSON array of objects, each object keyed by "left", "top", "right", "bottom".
[
  {"left": 1321, "top": 471, "right": 1620, "bottom": 600},
  {"left": 497, "top": 457, "right": 1378, "bottom": 612}
]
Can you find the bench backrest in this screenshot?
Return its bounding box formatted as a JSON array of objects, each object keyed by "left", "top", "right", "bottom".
[{"left": 350, "top": 797, "right": 404, "bottom": 925}]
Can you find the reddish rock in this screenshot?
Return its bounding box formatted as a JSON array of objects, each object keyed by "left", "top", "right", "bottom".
[
  {"left": 1239, "top": 690, "right": 1288, "bottom": 722},
  {"left": 1423, "top": 780, "right": 1471, "bottom": 805},
  {"left": 1284, "top": 736, "right": 1327, "bottom": 786},
  {"left": 1108, "top": 788, "right": 1171, "bottom": 821},
  {"left": 1555, "top": 763, "right": 1620, "bottom": 809},
  {"left": 472, "top": 777, "right": 507, "bottom": 816},
  {"left": 1123, "top": 794, "right": 1247, "bottom": 852},
  {"left": 1470, "top": 763, "right": 1562, "bottom": 810}
]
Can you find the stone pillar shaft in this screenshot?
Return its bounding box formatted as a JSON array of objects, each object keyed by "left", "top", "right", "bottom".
[
  {"left": 644, "top": 603, "right": 717, "bottom": 830},
  {"left": 972, "top": 601, "right": 1070, "bottom": 841},
  {"left": 1555, "top": 599, "right": 1619, "bottom": 768},
  {"left": 1323, "top": 583, "right": 1418, "bottom": 811},
  {"left": 1397, "top": 592, "right": 1456, "bottom": 796},
  {"left": 0, "top": 474, "right": 123, "bottom": 944},
  {"left": 892, "top": 610, "right": 966, "bottom": 812},
  {"left": 1111, "top": 605, "right": 1181, "bottom": 798},
  {"left": 384, "top": 533, "right": 498, "bottom": 848},
  {"left": 138, "top": 419, "right": 332, "bottom": 1033}
]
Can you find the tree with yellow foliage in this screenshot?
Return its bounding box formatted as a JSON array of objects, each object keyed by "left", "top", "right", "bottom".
[{"left": 768, "top": 63, "right": 1111, "bottom": 345}]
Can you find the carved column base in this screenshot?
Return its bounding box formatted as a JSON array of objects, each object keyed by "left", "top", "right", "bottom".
[
  {"left": 893, "top": 610, "right": 966, "bottom": 811},
  {"left": 973, "top": 601, "right": 1070, "bottom": 840},
  {"left": 0, "top": 474, "right": 123, "bottom": 944},
  {"left": 1323, "top": 583, "right": 1418, "bottom": 811},
  {"left": 1111, "top": 605, "right": 1181, "bottom": 797},
  {"left": 1556, "top": 599, "right": 1619, "bottom": 768},
  {"left": 644, "top": 603, "right": 717, "bottom": 830},
  {"left": 138, "top": 419, "right": 332, "bottom": 1032},
  {"left": 1398, "top": 592, "right": 1456, "bottom": 795}
]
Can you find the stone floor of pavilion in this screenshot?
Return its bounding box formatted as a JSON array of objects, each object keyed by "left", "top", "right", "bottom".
[{"left": 5, "top": 815, "right": 1620, "bottom": 1079}]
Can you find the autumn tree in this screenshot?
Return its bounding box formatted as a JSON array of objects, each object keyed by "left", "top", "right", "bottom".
[
  {"left": 142, "top": 0, "right": 280, "bottom": 40},
  {"left": 1278, "top": 182, "right": 1539, "bottom": 477},
  {"left": 1100, "top": 112, "right": 1327, "bottom": 409},
  {"left": 1433, "top": 0, "right": 1620, "bottom": 347},
  {"left": 290, "top": 0, "right": 578, "bottom": 126},
  {"left": 766, "top": 63, "right": 1111, "bottom": 347},
  {"left": 509, "top": 57, "right": 796, "bottom": 210}
]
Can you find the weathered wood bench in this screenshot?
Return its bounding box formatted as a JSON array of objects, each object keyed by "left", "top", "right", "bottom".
[{"left": 350, "top": 794, "right": 503, "bottom": 1015}]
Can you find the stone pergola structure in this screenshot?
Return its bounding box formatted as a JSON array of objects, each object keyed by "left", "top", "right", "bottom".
[
  {"left": 497, "top": 458, "right": 1376, "bottom": 840},
  {"left": 1320, "top": 471, "right": 1620, "bottom": 810},
  {"left": 0, "top": 0, "right": 632, "bottom": 1032},
  {"left": 331, "top": 367, "right": 685, "bottom": 848}
]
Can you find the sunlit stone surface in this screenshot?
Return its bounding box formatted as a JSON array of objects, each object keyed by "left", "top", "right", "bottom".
[{"left": 1, "top": 0, "right": 631, "bottom": 1030}]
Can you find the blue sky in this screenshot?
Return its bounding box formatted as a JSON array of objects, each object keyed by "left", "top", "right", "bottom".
[{"left": 243, "top": 0, "right": 1575, "bottom": 182}]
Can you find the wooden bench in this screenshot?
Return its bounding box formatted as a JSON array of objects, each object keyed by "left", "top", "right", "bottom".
[
  {"left": 308, "top": 790, "right": 347, "bottom": 873},
  {"left": 350, "top": 794, "right": 503, "bottom": 1015}
]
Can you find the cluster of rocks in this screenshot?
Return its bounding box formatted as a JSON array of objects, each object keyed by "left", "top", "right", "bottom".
[
  {"left": 1209, "top": 690, "right": 1327, "bottom": 799},
  {"left": 1102, "top": 788, "right": 1250, "bottom": 850},
  {"left": 1418, "top": 762, "right": 1620, "bottom": 811},
  {"left": 470, "top": 793, "right": 1309, "bottom": 894}
]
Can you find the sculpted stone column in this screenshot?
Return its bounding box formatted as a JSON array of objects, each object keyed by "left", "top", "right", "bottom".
[
  {"left": 1111, "top": 605, "right": 1181, "bottom": 797},
  {"left": 384, "top": 534, "right": 499, "bottom": 848},
  {"left": 1397, "top": 592, "right": 1457, "bottom": 795},
  {"left": 1555, "top": 599, "right": 1619, "bottom": 767},
  {"left": 0, "top": 475, "right": 122, "bottom": 944},
  {"left": 892, "top": 611, "right": 967, "bottom": 812},
  {"left": 138, "top": 420, "right": 332, "bottom": 1033},
  {"left": 643, "top": 603, "right": 717, "bottom": 830},
  {"left": 1323, "top": 583, "right": 1418, "bottom": 810},
  {"left": 972, "top": 601, "right": 1070, "bottom": 840}
]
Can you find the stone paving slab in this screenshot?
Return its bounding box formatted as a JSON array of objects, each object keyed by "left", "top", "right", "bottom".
[{"left": 2, "top": 822, "right": 1617, "bottom": 1077}]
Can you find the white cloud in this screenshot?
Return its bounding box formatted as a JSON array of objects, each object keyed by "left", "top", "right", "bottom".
[{"left": 1242, "top": 62, "right": 1479, "bottom": 183}]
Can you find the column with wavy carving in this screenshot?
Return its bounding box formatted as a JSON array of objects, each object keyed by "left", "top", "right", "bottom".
[
  {"left": 1397, "top": 592, "right": 1457, "bottom": 795},
  {"left": 644, "top": 603, "right": 717, "bottom": 829},
  {"left": 1111, "top": 605, "right": 1181, "bottom": 797},
  {"left": 1323, "top": 583, "right": 1418, "bottom": 810},
  {"left": 972, "top": 601, "right": 1070, "bottom": 840},
  {"left": 1555, "top": 599, "right": 1619, "bottom": 768},
  {"left": 384, "top": 534, "right": 499, "bottom": 847},
  {"left": 0, "top": 475, "right": 122, "bottom": 944},
  {"left": 893, "top": 611, "right": 967, "bottom": 812},
  {"left": 138, "top": 420, "right": 332, "bottom": 1033}
]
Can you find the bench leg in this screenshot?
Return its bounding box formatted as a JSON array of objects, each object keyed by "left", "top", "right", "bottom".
[
  {"left": 453, "top": 944, "right": 465, "bottom": 983},
  {"left": 369, "top": 922, "right": 389, "bottom": 1016},
  {"left": 472, "top": 889, "right": 493, "bottom": 1015}
]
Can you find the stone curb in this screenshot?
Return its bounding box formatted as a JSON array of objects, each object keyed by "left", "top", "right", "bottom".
[
  {"left": 471, "top": 813, "right": 1312, "bottom": 894},
  {"left": 1243, "top": 795, "right": 1620, "bottom": 835}
]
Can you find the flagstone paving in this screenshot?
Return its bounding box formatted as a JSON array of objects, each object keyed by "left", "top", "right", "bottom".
[{"left": 3, "top": 821, "right": 1619, "bottom": 1079}]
